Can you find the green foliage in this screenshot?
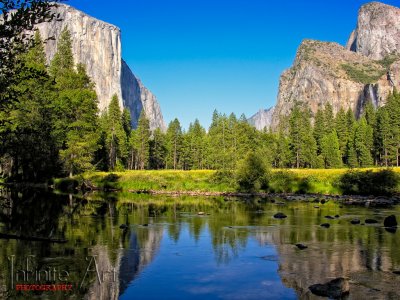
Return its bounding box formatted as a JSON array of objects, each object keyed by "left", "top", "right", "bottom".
[
  {"left": 342, "top": 63, "right": 386, "bottom": 84},
  {"left": 267, "top": 171, "right": 299, "bottom": 193},
  {"left": 210, "top": 169, "right": 236, "bottom": 186},
  {"left": 377, "top": 54, "right": 399, "bottom": 69},
  {"left": 166, "top": 118, "right": 183, "bottom": 169},
  {"left": 236, "top": 152, "right": 270, "bottom": 192},
  {"left": 49, "top": 27, "right": 74, "bottom": 79},
  {"left": 134, "top": 111, "right": 151, "bottom": 170},
  {"left": 0, "top": 0, "right": 59, "bottom": 112},
  {"left": 320, "top": 130, "right": 342, "bottom": 168},
  {"left": 289, "top": 103, "right": 318, "bottom": 168},
  {"left": 102, "top": 95, "right": 129, "bottom": 171},
  {"left": 338, "top": 169, "right": 400, "bottom": 196}
]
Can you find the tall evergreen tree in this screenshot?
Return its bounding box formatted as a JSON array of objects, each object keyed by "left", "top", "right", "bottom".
[
  {"left": 320, "top": 130, "right": 342, "bottom": 168},
  {"left": 353, "top": 117, "right": 374, "bottom": 167},
  {"left": 166, "top": 119, "right": 183, "bottom": 169},
  {"left": 149, "top": 128, "right": 167, "bottom": 169},
  {"left": 289, "top": 103, "right": 317, "bottom": 168},
  {"left": 386, "top": 91, "right": 400, "bottom": 166},
  {"left": 334, "top": 107, "right": 350, "bottom": 164},
  {"left": 135, "top": 111, "right": 151, "bottom": 170},
  {"left": 105, "top": 95, "right": 128, "bottom": 170},
  {"left": 1, "top": 31, "right": 58, "bottom": 180},
  {"left": 375, "top": 107, "right": 391, "bottom": 166}
]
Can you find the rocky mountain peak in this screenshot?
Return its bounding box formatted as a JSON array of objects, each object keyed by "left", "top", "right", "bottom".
[
  {"left": 347, "top": 1, "right": 400, "bottom": 60},
  {"left": 35, "top": 4, "right": 166, "bottom": 131},
  {"left": 251, "top": 1, "right": 400, "bottom": 131}
]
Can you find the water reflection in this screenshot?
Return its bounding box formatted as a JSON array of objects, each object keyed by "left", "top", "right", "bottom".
[{"left": 0, "top": 189, "right": 399, "bottom": 299}]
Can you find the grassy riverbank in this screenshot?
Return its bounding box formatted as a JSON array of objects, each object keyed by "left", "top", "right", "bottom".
[{"left": 54, "top": 168, "right": 400, "bottom": 196}]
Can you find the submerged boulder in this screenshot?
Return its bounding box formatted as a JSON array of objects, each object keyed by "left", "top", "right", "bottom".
[
  {"left": 309, "top": 277, "right": 350, "bottom": 299},
  {"left": 274, "top": 213, "right": 287, "bottom": 219},
  {"left": 295, "top": 244, "right": 308, "bottom": 250},
  {"left": 384, "top": 215, "right": 398, "bottom": 228},
  {"left": 365, "top": 219, "right": 379, "bottom": 224}
]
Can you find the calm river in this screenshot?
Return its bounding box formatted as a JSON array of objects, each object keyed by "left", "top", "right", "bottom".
[{"left": 0, "top": 189, "right": 399, "bottom": 299}]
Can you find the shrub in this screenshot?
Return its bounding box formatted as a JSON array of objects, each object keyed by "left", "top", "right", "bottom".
[
  {"left": 236, "top": 152, "right": 270, "bottom": 192},
  {"left": 337, "top": 169, "right": 399, "bottom": 196},
  {"left": 99, "top": 173, "right": 121, "bottom": 190},
  {"left": 268, "top": 171, "right": 300, "bottom": 193},
  {"left": 210, "top": 169, "right": 235, "bottom": 186}
]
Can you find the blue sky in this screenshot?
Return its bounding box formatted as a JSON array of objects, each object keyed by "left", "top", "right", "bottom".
[{"left": 68, "top": 0, "right": 400, "bottom": 129}]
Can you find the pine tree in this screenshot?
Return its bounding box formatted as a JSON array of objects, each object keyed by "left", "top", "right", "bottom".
[
  {"left": 1, "top": 31, "right": 58, "bottom": 180},
  {"left": 166, "top": 119, "right": 182, "bottom": 169},
  {"left": 320, "top": 130, "right": 342, "bottom": 168},
  {"left": 353, "top": 117, "right": 374, "bottom": 167},
  {"left": 135, "top": 111, "right": 150, "bottom": 170},
  {"left": 186, "top": 119, "right": 207, "bottom": 169},
  {"left": 49, "top": 27, "right": 74, "bottom": 80},
  {"left": 105, "top": 95, "right": 128, "bottom": 170},
  {"left": 386, "top": 91, "right": 400, "bottom": 166},
  {"left": 58, "top": 64, "right": 99, "bottom": 177},
  {"left": 313, "top": 107, "right": 326, "bottom": 154},
  {"left": 334, "top": 107, "right": 349, "bottom": 164},
  {"left": 122, "top": 108, "right": 132, "bottom": 137},
  {"left": 149, "top": 128, "right": 167, "bottom": 169},
  {"left": 375, "top": 107, "right": 391, "bottom": 166},
  {"left": 289, "top": 103, "right": 317, "bottom": 168}
]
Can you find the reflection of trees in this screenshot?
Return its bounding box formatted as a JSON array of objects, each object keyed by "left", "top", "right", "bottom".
[{"left": 1, "top": 190, "right": 400, "bottom": 299}]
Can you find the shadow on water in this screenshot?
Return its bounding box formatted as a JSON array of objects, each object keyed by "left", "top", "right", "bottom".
[{"left": 0, "top": 189, "right": 399, "bottom": 299}]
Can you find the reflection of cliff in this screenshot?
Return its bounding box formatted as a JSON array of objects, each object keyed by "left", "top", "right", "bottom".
[
  {"left": 85, "top": 226, "right": 163, "bottom": 300},
  {"left": 85, "top": 245, "right": 120, "bottom": 300},
  {"left": 118, "top": 227, "right": 163, "bottom": 294},
  {"left": 254, "top": 228, "right": 400, "bottom": 299}
]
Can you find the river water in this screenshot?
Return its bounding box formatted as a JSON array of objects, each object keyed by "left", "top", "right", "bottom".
[{"left": 0, "top": 189, "right": 399, "bottom": 299}]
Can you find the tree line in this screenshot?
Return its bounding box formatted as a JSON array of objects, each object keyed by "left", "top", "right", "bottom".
[{"left": 2, "top": 25, "right": 400, "bottom": 182}]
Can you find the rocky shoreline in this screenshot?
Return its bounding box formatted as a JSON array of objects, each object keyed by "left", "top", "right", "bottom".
[{"left": 128, "top": 189, "right": 400, "bottom": 207}]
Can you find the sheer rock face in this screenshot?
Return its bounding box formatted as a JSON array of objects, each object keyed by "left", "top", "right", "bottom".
[
  {"left": 248, "top": 107, "right": 275, "bottom": 131},
  {"left": 35, "top": 4, "right": 165, "bottom": 130},
  {"left": 347, "top": 2, "right": 400, "bottom": 60},
  {"left": 267, "top": 2, "right": 400, "bottom": 131}
]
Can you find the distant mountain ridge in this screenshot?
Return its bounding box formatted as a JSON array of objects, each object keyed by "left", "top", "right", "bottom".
[
  {"left": 248, "top": 107, "right": 275, "bottom": 131},
  {"left": 250, "top": 1, "right": 400, "bottom": 131},
  {"left": 35, "top": 4, "right": 166, "bottom": 131}
]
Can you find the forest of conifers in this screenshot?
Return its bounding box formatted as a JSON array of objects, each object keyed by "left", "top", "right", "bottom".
[{"left": 1, "top": 27, "right": 400, "bottom": 182}]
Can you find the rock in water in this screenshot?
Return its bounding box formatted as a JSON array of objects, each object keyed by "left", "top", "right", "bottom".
[
  {"left": 365, "top": 219, "right": 378, "bottom": 224},
  {"left": 34, "top": 4, "right": 166, "bottom": 131},
  {"left": 351, "top": 219, "right": 361, "bottom": 225},
  {"left": 320, "top": 223, "right": 330, "bottom": 228},
  {"left": 384, "top": 215, "right": 398, "bottom": 228},
  {"left": 274, "top": 213, "right": 287, "bottom": 219},
  {"left": 295, "top": 244, "right": 308, "bottom": 250},
  {"left": 309, "top": 278, "right": 350, "bottom": 299}
]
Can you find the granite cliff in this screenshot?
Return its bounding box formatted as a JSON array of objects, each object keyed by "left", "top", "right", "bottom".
[
  {"left": 248, "top": 107, "right": 275, "bottom": 131},
  {"left": 35, "top": 4, "right": 166, "bottom": 130},
  {"left": 252, "top": 2, "right": 400, "bottom": 131}
]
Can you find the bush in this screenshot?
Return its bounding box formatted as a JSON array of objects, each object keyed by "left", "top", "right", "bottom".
[
  {"left": 268, "top": 171, "right": 300, "bottom": 193},
  {"left": 337, "top": 169, "right": 400, "bottom": 196},
  {"left": 99, "top": 173, "right": 120, "bottom": 190},
  {"left": 236, "top": 152, "right": 270, "bottom": 192},
  {"left": 210, "top": 169, "right": 235, "bottom": 186}
]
